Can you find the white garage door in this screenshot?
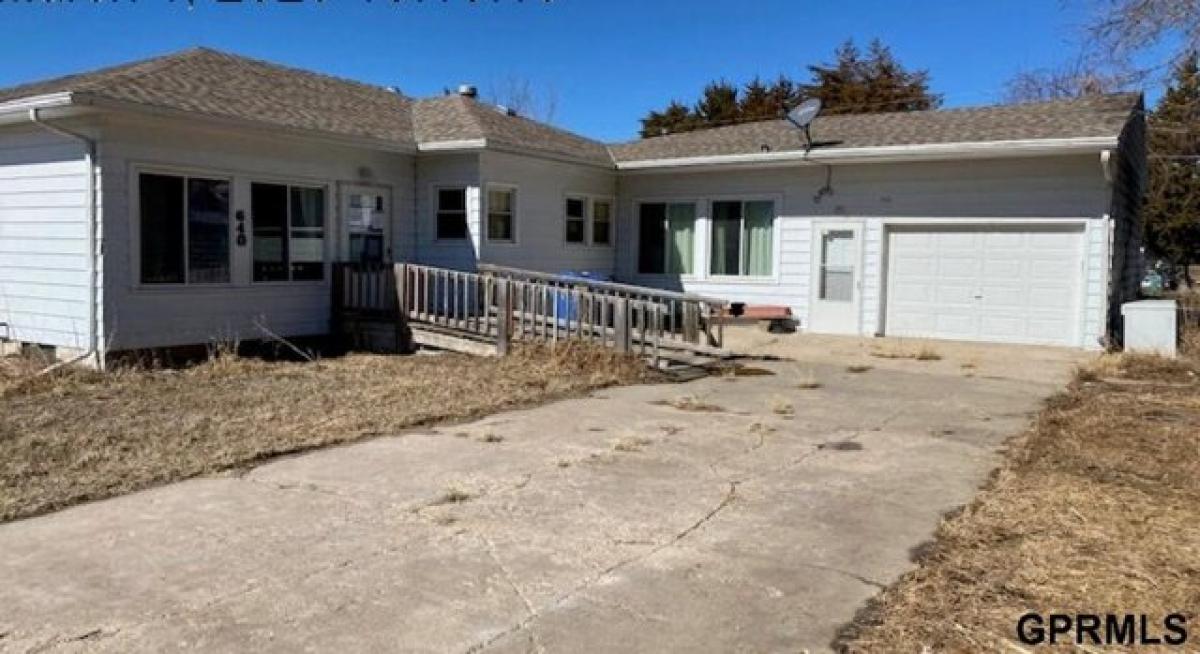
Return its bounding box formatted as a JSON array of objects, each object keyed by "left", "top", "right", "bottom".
[{"left": 885, "top": 225, "right": 1085, "bottom": 346}]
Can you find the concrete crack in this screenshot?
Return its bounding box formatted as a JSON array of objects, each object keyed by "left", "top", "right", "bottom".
[
  {"left": 797, "top": 562, "right": 887, "bottom": 590},
  {"left": 465, "top": 480, "right": 738, "bottom": 653},
  {"left": 478, "top": 532, "right": 545, "bottom": 654}
]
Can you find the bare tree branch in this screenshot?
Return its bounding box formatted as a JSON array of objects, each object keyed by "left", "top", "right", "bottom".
[
  {"left": 1087, "top": 0, "right": 1200, "bottom": 70},
  {"left": 484, "top": 75, "right": 560, "bottom": 124}
]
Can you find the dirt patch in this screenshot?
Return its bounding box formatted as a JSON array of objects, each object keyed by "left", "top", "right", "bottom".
[
  {"left": 840, "top": 353, "right": 1200, "bottom": 652},
  {"left": 0, "top": 344, "right": 657, "bottom": 523}
]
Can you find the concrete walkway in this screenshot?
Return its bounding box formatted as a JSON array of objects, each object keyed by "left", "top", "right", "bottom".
[{"left": 0, "top": 336, "right": 1085, "bottom": 653}]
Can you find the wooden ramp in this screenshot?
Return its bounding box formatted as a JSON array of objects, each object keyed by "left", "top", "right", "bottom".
[{"left": 332, "top": 262, "right": 732, "bottom": 373}]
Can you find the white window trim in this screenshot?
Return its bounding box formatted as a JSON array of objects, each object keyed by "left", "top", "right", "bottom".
[
  {"left": 250, "top": 180, "right": 330, "bottom": 285},
  {"left": 130, "top": 164, "right": 235, "bottom": 290},
  {"left": 563, "top": 192, "right": 616, "bottom": 248},
  {"left": 590, "top": 196, "right": 615, "bottom": 247},
  {"left": 433, "top": 184, "right": 471, "bottom": 243},
  {"left": 483, "top": 183, "right": 519, "bottom": 245},
  {"left": 632, "top": 198, "right": 701, "bottom": 279},
  {"left": 707, "top": 197, "right": 780, "bottom": 282},
  {"left": 563, "top": 193, "right": 590, "bottom": 246}
]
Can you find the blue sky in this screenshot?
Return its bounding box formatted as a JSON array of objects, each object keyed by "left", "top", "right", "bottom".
[{"left": 0, "top": 0, "right": 1177, "bottom": 141}]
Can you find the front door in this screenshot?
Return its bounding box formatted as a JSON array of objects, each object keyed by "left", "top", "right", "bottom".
[
  {"left": 340, "top": 184, "right": 392, "bottom": 263},
  {"left": 809, "top": 223, "right": 862, "bottom": 334}
]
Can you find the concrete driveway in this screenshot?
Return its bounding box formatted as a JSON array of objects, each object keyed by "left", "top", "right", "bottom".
[{"left": 0, "top": 333, "right": 1086, "bottom": 653}]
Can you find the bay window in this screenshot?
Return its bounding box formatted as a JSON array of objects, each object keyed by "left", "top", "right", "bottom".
[
  {"left": 252, "top": 182, "right": 326, "bottom": 282},
  {"left": 139, "top": 172, "right": 230, "bottom": 284},
  {"left": 637, "top": 202, "right": 695, "bottom": 275},
  {"left": 710, "top": 200, "right": 774, "bottom": 277}
]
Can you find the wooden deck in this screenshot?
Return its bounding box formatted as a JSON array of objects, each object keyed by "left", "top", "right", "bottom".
[{"left": 332, "top": 262, "right": 731, "bottom": 370}]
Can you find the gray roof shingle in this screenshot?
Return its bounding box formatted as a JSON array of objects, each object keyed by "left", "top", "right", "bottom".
[
  {"left": 0, "top": 48, "right": 1138, "bottom": 167},
  {"left": 412, "top": 95, "right": 611, "bottom": 165},
  {"left": 0, "top": 48, "right": 417, "bottom": 147},
  {"left": 608, "top": 93, "right": 1140, "bottom": 162}
]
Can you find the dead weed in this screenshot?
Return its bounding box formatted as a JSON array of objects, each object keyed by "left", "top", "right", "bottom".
[{"left": 842, "top": 353, "right": 1200, "bottom": 652}]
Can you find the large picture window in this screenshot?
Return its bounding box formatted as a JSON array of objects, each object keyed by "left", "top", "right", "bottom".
[
  {"left": 139, "top": 172, "right": 230, "bottom": 284},
  {"left": 710, "top": 200, "right": 774, "bottom": 277},
  {"left": 252, "top": 182, "right": 326, "bottom": 282},
  {"left": 637, "top": 202, "right": 695, "bottom": 275},
  {"left": 436, "top": 187, "right": 469, "bottom": 240}
]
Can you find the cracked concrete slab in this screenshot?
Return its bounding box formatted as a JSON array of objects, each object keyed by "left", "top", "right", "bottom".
[{"left": 0, "top": 334, "right": 1084, "bottom": 652}]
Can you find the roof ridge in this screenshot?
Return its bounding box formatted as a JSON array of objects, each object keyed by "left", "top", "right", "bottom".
[{"left": 196, "top": 47, "right": 410, "bottom": 101}]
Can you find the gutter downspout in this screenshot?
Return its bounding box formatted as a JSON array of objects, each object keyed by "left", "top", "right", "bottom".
[{"left": 28, "top": 108, "right": 102, "bottom": 370}]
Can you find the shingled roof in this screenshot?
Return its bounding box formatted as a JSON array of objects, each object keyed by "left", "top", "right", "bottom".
[
  {"left": 412, "top": 94, "right": 612, "bottom": 165},
  {"left": 609, "top": 93, "right": 1140, "bottom": 163},
  {"left": 0, "top": 48, "right": 418, "bottom": 147},
  {"left": 0, "top": 48, "right": 1139, "bottom": 168}
]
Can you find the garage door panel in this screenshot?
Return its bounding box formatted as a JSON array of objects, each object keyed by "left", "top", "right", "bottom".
[
  {"left": 937, "top": 257, "right": 978, "bottom": 278},
  {"left": 886, "top": 225, "right": 1083, "bottom": 346},
  {"left": 935, "top": 284, "right": 977, "bottom": 304}
]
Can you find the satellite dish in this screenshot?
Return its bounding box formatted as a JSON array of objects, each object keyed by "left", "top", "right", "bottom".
[{"left": 786, "top": 98, "right": 822, "bottom": 150}]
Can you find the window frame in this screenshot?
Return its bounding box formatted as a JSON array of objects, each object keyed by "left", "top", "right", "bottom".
[
  {"left": 564, "top": 194, "right": 589, "bottom": 245},
  {"left": 563, "top": 193, "right": 616, "bottom": 247},
  {"left": 591, "top": 197, "right": 614, "bottom": 247},
  {"left": 484, "top": 183, "right": 518, "bottom": 244},
  {"left": 707, "top": 197, "right": 778, "bottom": 280},
  {"left": 434, "top": 185, "right": 470, "bottom": 242},
  {"left": 132, "top": 166, "right": 234, "bottom": 289},
  {"left": 634, "top": 199, "right": 699, "bottom": 277},
  {"left": 250, "top": 181, "right": 329, "bottom": 285}
]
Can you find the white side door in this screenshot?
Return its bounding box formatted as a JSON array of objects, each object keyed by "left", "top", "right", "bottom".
[
  {"left": 808, "top": 223, "right": 863, "bottom": 334},
  {"left": 340, "top": 183, "right": 392, "bottom": 263}
]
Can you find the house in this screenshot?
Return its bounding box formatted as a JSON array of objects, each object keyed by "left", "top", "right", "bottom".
[{"left": 0, "top": 48, "right": 1144, "bottom": 366}]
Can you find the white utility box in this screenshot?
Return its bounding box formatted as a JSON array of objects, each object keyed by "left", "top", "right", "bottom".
[{"left": 1122, "top": 300, "right": 1177, "bottom": 357}]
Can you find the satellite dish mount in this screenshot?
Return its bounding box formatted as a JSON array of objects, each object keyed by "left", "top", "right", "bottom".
[{"left": 786, "top": 98, "right": 822, "bottom": 151}]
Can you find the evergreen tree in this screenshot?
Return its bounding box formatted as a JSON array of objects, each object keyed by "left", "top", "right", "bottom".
[
  {"left": 1144, "top": 53, "right": 1200, "bottom": 271},
  {"left": 693, "top": 81, "right": 740, "bottom": 125},
  {"left": 637, "top": 38, "right": 939, "bottom": 138},
  {"left": 800, "top": 39, "right": 940, "bottom": 114}
]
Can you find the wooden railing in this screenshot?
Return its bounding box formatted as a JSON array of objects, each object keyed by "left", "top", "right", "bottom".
[
  {"left": 476, "top": 263, "right": 727, "bottom": 348},
  {"left": 332, "top": 262, "right": 728, "bottom": 358}
]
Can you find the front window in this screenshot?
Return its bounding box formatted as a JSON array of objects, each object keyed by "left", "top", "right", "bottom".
[
  {"left": 710, "top": 200, "right": 774, "bottom": 276},
  {"left": 139, "top": 172, "right": 230, "bottom": 284},
  {"left": 252, "top": 183, "right": 326, "bottom": 282},
  {"left": 592, "top": 199, "right": 613, "bottom": 245},
  {"left": 436, "top": 187, "right": 469, "bottom": 240},
  {"left": 819, "top": 229, "right": 855, "bottom": 301},
  {"left": 487, "top": 187, "right": 515, "bottom": 242},
  {"left": 637, "top": 202, "right": 695, "bottom": 275},
  {"left": 565, "top": 196, "right": 587, "bottom": 243}
]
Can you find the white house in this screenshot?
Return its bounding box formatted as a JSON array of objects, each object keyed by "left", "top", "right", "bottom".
[{"left": 0, "top": 48, "right": 1144, "bottom": 365}]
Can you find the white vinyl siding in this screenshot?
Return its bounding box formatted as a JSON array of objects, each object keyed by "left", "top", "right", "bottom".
[
  {"left": 0, "top": 126, "right": 94, "bottom": 349},
  {"left": 618, "top": 155, "right": 1112, "bottom": 348},
  {"left": 96, "top": 115, "right": 413, "bottom": 350}
]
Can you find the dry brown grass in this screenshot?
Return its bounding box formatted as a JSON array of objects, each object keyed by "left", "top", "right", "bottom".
[
  {"left": 0, "top": 343, "right": 657, "bottom": 523},
  {"left": 841, "top": 353, "right": 1200, "bottom": 652},
  {"left": 651, "top": 394, "right": 725, "bottom": 412},
  {"left": 870, "top": 342, "right": 943, "bottom": 361}
]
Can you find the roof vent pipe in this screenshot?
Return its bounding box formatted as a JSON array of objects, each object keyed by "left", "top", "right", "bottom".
[{"left": 457, "top": 84, "right": 478, "bottom": 99}]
